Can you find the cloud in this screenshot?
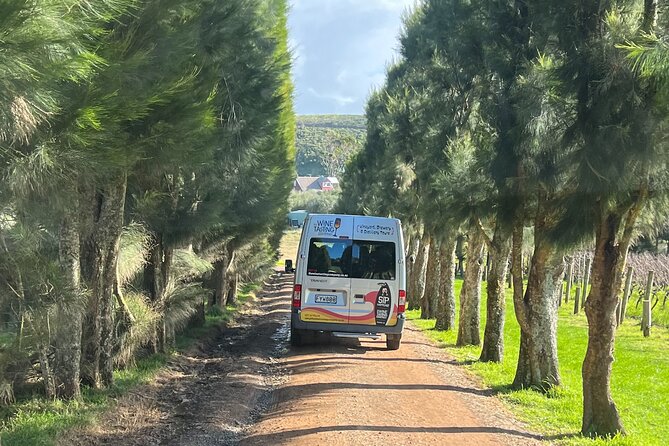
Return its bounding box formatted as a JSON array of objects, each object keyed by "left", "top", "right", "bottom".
[
  {"left": 307, "top": 88, "right": 356, "bottom": 106},
  {"left": 288, "top": 0, "right": 414, "bottom": 114},
  {"left": 291, "top": 0, "right": 414, "bottom": 14},
  {"left": 336, "top": 69, "right": 353, "bottom": 85}
]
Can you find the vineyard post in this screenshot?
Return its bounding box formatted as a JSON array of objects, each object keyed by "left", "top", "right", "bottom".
[
  {"left": 618, "top": 266, "right": 633, "bottom": 326},
  {"left": 581, "top": 257, "right": 591, "bottom": 309},
  {"left": 558, "top": 272, "right": 564, "bottom": 306},
  {"left": 565, "top": 258, "right": 573, "bottom": 304},
  {"left": 574, "top": 286, "right": 581, "bottom": 314},
  {"left": 642, "top": 298, "right": 652, "bottom": 337},
  {"left": 642, "top": 270, "right": 654, "bottom": 337}
]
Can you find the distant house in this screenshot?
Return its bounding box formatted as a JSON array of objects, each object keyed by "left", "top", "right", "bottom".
[{"left": 293, "top": 176, "right": 339, "bottom": 192}]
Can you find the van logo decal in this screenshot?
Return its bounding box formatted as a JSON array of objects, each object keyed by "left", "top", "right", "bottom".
[
  {"left": 375, "top": 283, "right": 392, "bottom": 326},
  {"left": 356, "top": 224, "right": 395, "bottom": 236},
  {"left": 312, "top": 218, "right": 338, "bottom": 235}
]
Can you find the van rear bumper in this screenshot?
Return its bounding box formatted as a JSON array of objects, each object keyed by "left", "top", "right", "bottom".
[{"left": 291, "top": 310, "right": 405, "bottom": 335}]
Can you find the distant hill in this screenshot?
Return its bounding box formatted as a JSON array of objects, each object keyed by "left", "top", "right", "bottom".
[{"left": 295, "top": 115, "right": 366, "bottom": 177}]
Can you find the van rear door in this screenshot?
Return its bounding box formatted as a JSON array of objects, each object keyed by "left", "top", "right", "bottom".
[
  {"left": 299, "top": 215, "right": 354, "bottom": 325},
  {"left": 348, "top": 217, "right": 401, "bottom": 327}
]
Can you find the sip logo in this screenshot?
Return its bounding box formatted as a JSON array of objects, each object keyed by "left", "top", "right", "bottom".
[{"left": 375, "top": 283, "right": 392, "bottom": 326}]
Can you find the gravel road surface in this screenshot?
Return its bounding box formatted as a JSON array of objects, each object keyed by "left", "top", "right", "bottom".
[{"left": 60, "top": 272, "right": 545, "bottom": 446}]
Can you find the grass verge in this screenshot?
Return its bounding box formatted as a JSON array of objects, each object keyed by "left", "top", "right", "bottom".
[
  {"left": 407, "top": 279, "right": 669, "bottom": 446},
  {"left": 0, "top": 284, "right": 260, "bottom": 446},
  {"left": 276, "top": 228, "right": 302, "bottom": 267}
]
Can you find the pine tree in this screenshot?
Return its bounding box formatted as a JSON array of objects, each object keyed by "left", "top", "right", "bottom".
[{"left": 545, "top": 0, "right": 668, "bottom": 436}]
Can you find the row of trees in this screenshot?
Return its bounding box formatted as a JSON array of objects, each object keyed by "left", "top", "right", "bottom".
[
  {"left": 339, "top": 0, "right": 668, "bottom": 438},
  {"left": 0, "top": 0, "right": 294, "bottom": 404}
]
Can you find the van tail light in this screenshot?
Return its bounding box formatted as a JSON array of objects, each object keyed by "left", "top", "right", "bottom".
[
  {"left": 398, "top": 289, "right": 406, "bottom": 314},
  {"left": 292, "top": 284, "right": 302, "bottom": 309}
]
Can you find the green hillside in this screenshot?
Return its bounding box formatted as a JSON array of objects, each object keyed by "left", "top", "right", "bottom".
[{"left": 295, "top": 115, "right": 366, "bottom": 176}]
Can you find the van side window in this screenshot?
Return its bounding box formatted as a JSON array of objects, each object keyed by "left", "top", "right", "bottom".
[
  {"left": 352, "top": 241, "right": 396, "bottom": 280},
  {"left": 307, "top": 238, "right": 352, "bottom": 277}
]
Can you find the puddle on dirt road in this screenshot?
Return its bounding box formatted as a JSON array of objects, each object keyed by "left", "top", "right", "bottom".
[
  {"left": 229, "top": 294, "right": 293, "bottom": 444},
  {"left": 271, "top": 320, "right": 291, "bottom": 356}
]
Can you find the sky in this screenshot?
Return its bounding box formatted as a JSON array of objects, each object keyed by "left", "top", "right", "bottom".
[{"left": 288, "top": 0, "right": 415, "bottom": 115}]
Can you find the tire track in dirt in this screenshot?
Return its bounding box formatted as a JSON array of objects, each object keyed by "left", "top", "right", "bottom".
[
  {"left": 240, "top": 303, "right": 546, "bottom": 446},
  {"left": 59, "top": 272, "right": 295, "bottom": 446},
  {"left": 60, "top": 271, "right": 546, "bottom": 446}
]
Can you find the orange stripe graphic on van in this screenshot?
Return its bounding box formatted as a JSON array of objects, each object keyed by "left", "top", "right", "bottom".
[
  {"left": 300, "top": 308, "right": 347, "bottom": 323},
  {"left": 301, "top": 304, "right": 399, "bottom": 325}
]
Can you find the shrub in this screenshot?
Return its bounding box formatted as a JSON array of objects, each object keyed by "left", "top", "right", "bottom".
[{"left": 289, "top": 190, "right": 340, "bottom": 214}]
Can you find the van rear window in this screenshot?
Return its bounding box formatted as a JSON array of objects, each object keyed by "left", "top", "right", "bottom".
[
  {"left": 307, "top": 238, "right": 352, "bottom": 277},
  {"left": 306, "top": 238, "right": 396, "bottom": 280},
  {"left": 351, "top": 240, "right": 396, "bottom": 280}
]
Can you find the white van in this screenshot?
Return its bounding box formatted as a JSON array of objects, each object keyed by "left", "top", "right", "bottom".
[{"left": 289, "top": 214, "right": 406, "bottom": 350}]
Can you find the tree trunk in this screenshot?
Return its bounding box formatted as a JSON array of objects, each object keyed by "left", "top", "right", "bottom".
[
  {"left": 480, "top": 223, "right": 512, "bottom": 362},
  {"left": 54, "top": 209, "right": 83, "bottom": 400},
  {"left": 511, "top": 217, "right": 524, "bottom": 305},
  {"left": 457, "top": 225, "right": 485, "bottom": 346},
  {"left": 642, "top": 0, "right": 658, "bottom": 31},
  {"left": 38, "top": 342, "right": 56, "bottom": 400},
  {"left": 565, "top": 258, "right": 574, "bottom": 304},
  {"left": 455, "top": 234, "right": 465, "bottom": 276},
  {"left": 226, "top": 273, "right": 239, "bottom": 306},
  {"left": 581, "top": 205, "right": 641, "bottom": 437},
  {"left": 82, "top": 173, "right": 127, "bottom": 388},
  {"left": 435, "top": 232, "right": 457, "bottom": 330},
  {"left": 144, "top": 233, "right": 174, "bottom": 353},
  {"left": 406, "top": 232, "right": 420, "bottom": 309},
  {"left": 225, "top": 251, "right": 238, "bottom": 305},
  {"left": 211, "top": 248, "right": 230, "bottom": 308},
  {"left": 411, "top": 231, "right": 429, "bottom": 311},
  {"left": 98, "top": 175, "right": 127, "bottom": 387},
  {"left": 422, "top": 235, "right": 440, "bottom": 319},
  {"left": 512, "top": 205, "right": 563, "bottom": 390}
]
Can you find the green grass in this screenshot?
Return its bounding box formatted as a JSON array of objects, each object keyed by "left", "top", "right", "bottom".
[
  {"left": 0, "top": 287, "right": 259, "bottom": 446},
  {"left": 0, "top": 332, "right": 14, "bottom": 347},
  {"left": 175, "top": 283, "right": 258, "bottom": 350},
  {"left": 276, "top": 229, "right": 301, "bottom": 266},
  {"left": 0, "top": 355, "right": 168, "bottom": 446},
  {"left": 407, "top": 280, "right": 669, "bottom": 446}
]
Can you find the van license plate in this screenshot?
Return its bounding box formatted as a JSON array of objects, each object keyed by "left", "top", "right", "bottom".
[{"left": 315, "top": 294, "right": 338, "bottom": 304}]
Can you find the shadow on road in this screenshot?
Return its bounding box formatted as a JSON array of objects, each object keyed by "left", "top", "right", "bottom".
[
  {"left": 243, "top": 424, "right": 545, "bottom": 444},
  {"left": 276, "top": 381, "right": 494, "bottom": 397}
]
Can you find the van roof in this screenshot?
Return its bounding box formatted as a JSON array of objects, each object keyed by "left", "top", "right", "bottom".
[
  {"left": 305, "top": 214, "right": 401, "bottom": 241},
  {"left": 307, "top": 213, "right": 400, "bottom": 222}
]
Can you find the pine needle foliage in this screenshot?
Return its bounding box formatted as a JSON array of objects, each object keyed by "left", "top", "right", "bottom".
[
  {"left": 339, "top": 0, "right": 669, "bottom": 438},
  {"left": 0, "top": 0, "right": 295, "bottom": 411}
]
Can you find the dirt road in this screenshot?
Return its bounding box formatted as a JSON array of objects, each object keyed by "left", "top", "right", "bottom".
[{"left": 61, "top": 272, "right": 544, "bottom": 446}]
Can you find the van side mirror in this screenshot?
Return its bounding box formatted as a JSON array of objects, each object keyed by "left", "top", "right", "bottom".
[{"left": 284, "top": 259, "right": 295, "bottom": 273}]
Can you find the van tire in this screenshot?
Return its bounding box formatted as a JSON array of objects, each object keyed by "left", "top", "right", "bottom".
[
  {"left": 386, "top": 334, "right": 401, "bottom": 350},
  {"left": 290, "top": 327, "right": 302, "bottom": 347}
]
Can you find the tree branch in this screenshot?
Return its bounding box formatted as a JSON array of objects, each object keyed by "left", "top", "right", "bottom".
[{"left": 475, "top": 217, "right": 493, "bottom": 248}]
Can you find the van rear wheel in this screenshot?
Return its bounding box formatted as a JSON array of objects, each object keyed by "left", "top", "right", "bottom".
[{"left": 386, "top": 334, "right": 401, "bottom": 350}]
